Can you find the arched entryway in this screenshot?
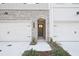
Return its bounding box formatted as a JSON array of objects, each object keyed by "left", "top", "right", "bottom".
[{"left": 37, "top": 18, "right": 46, "bottom": 39}]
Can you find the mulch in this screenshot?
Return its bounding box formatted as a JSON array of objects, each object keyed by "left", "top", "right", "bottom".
[{"left": 37, "top": 51, "right": 52, "bottom": 56}]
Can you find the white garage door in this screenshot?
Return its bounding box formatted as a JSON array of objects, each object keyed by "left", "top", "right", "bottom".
[
  {"left": 54, "top": 22, "right": 79, "bottom": 42},
  {"left": 0, "top": 20, "right": 32, "bottom": 42}
]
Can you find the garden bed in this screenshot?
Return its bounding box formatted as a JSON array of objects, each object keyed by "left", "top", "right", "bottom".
[
  {"left": 22, "top": 39, "right": 71, "bottom": 56},
  {"left": 22, "top": 49, "right": 51, "bottom": 56},
  {"left": 48, "top": 39, "right": 71, "bottom": 56}
]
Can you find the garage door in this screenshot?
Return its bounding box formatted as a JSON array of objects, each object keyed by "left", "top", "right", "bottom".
[
  {"left": 0, "top": 20, "right": 32, "bottom": 42},
  {"left": 54, "top": 22, "right": 79, "bottom": 42}
]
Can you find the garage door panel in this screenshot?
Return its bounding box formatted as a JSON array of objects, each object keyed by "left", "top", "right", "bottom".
[
  {"left": 0, "top": 22, "right": 32, "bottom": 41},
  {"left": 54, "top": 23, "right": 79, "bottom": 41}
]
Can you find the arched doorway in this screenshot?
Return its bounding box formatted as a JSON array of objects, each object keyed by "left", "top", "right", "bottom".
[{"left": 37, "top": 18, "right": 46, "bottom": 39}]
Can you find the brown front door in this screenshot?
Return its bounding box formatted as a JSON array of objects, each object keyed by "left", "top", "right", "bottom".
[
  {"left": 38, "top": 18, "right": 45, "bottom": 38},
  {"left": 38, "top": 24, "right": 44, "bottom": 36}
]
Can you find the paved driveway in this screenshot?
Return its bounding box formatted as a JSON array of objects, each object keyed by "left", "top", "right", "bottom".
[
  {"left": 0, "top": 41, "right": 51, "bottom": 56},
  {"left": 60, "top": 42, "right": 79, "bottom": 56},
  {"left": 0, "top": 42, "right": 31, "bottom": 56}
]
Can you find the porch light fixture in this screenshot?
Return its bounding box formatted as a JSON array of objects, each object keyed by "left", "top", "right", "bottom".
[
  {"left": 39, "top": 24, "right": 43, "bottom": 28},
  {"left": 77, "top": 11, "right": 79, "bottom": 15},
  {"left": 33, "top": 22, "right": 35, "bottom": 28},
  {"left": 4, "top": 12, "right": 8, "bottom": 15},
  {"left": 1, "top": 3, "right": 5, "bottom": 4},
  {"left": 23, "top": 3, "right": 27, "bottom": 4}
]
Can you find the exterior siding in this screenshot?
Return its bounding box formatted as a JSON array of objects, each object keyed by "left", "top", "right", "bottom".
[
  {"left": 53, "top": 3, "right": 79, "bottom": 42},
  {"left": 0, "top": 9, "right": 49, "bottom": 41}
]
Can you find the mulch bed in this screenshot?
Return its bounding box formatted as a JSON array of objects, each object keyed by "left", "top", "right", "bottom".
[
  {"left": 36, "top": 51, "right": 52, "bottom": 56},
  {"left": 22, "top": 50, "right": 52, "bottom": 56}
]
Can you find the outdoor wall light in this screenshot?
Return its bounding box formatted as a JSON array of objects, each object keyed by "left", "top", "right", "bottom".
[
  {"left": 36, "top": 3, "right": 39, "bottom": 4},
  {"left": 54, "top": 25, "right": 57, "bottom": 27},
  {"left": 4, "top": 12, "right": 8, "bottom": 15},
  {"left": 77, "top": 11, "right": 79, "bottom": 15},
  {"left": 1, "top": 3, "right": 5, "bottom": 4},
  {"left": 33, "top": 22, "right": 35, "bottom": 28},
  {"left": 74, "top": 31, "right": 77, "bottom": 34},
  {"left": 39, "top": 24, "right": 43, "bottom": 28},
  {"left": 7, "top": 31, "right": 10, "bottom": 34},
  {"left": 23, "top": 3, "right": 27, "bottom": 4},
  {"left": 0, "top": 50, "right": 2, "bottom": 52}
]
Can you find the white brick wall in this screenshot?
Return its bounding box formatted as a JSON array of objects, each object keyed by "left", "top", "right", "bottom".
[{"left": 0, "top": 10, "right": 48, "bottom": 20}]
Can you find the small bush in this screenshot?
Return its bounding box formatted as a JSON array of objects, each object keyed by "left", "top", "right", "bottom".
[
  {"left": 49, "top": 37, "right": 53, "bottom": 43},
  {"left": 30, "top": 37, "right": 37, "bottom": 45},
  {"left": 22, "top": 49, "right": 40, "bottom": 56},
  {"left": 48, "top": 39, "right": 71, "bottom": 56},
  {"left": 51, "top": 48, "right": 71, "bottom": 56}
]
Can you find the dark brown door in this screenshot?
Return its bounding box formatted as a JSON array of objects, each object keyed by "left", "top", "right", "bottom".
[{"left": 38, "top": 24, "right": 44, "bottom": 36}]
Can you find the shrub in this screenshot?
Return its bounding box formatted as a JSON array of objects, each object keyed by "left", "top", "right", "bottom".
[
  {"left": 48, "top": 39, "right": 71, "bottom": 56},
  {"left": 49, "top": 37, "right": 53, "bottom": 43},
  {"left": 51, "top": 48, "right": 71, "bottom": 56},
  {"left": 30, "top": 37, "right": 37, "bottom": 45},
  {"left": 22, "top": 49, "right": 40, "bottom": 56}
]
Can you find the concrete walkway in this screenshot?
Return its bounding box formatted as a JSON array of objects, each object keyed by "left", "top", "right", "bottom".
[
  {"left": 33, "top": 37, "right": 52, "bottom": 51},
  {"left": 30, "top": 41, "right": 52, "bottom": 51}
]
